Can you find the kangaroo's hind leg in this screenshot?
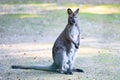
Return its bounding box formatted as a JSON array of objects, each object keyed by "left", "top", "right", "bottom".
[
  {"left": 59, "top": 51, "right": 69, "bottom": 74},
  {"left": 66, "top": 48, "right": 78, "bottom": 74},
  {"left": 71, "top": 49, "right": 84, "bottom": 73},
  {"left": 53, "top": 48, "right": 69, "bottom": 74}
]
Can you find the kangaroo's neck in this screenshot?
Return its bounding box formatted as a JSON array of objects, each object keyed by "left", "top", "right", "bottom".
[
  {"left": 65, "top": 23, "right": 80, "bottom": 34},
  {"left": 67, "top": 23, "right": 78, "bottom": 28}
]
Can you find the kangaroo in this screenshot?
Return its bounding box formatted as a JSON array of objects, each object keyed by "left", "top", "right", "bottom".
[{"left": 11, "top": 8, "right": 84, "bottom": 75}]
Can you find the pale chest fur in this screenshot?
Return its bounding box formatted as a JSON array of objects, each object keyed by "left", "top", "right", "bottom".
[{"left": 68, "top": 25, "right": 80, "bottom": 42}]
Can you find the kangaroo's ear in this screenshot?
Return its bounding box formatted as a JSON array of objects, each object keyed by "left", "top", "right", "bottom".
[
  {"left": 74, "top": 8, "right": 79, "bottom": 15},
  {"left": 67, "top": 8, "right": 73, "bottom": 15}
]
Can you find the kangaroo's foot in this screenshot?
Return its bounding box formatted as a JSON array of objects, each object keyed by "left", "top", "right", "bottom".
[
  {"left": 59, "top": 69, "right": 73, "bottom": 75},
  {"left": 64, "top": 69, "right": 73, "bottom": 75},
  {"left": 73, "top": 68, "right": 84, "bottom": 73}
]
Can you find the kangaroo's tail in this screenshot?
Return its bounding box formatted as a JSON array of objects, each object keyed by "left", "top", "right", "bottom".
[{"left": 11, "top": 63, "right": 57, "bottom": 72}]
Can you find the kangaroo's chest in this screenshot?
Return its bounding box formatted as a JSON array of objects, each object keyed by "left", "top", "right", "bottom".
[{"left": 69, "top": 26, "right": 79, "bottom": 41}]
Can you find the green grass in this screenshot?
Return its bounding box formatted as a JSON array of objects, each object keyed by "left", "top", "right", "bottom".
[
  {"left": 0, "top": 0, "right": 44, "bottom": 4},
  {"left": 0, "top": 8, "right": 120, "bottom": 41},
  {"left": 0, "top": 0, "right": 120, "bottom": 4},
  {"left": 79, "top": 13, "right": 120, "bottom": 22},
  {"left": 5, "top": 14, "right": 44, "bottom": 19},
  {"left": 0, "top": 14, "right": 46, "bottom": 36}
]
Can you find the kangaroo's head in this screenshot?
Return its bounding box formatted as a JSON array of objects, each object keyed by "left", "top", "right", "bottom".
[{"left": 67, "top": 8, "right": 79, "bottom": 25}]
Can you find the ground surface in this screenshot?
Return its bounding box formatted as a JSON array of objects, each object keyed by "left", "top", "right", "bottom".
[{"left": 0, "top": 0, "right": 120, "bottom": 80}]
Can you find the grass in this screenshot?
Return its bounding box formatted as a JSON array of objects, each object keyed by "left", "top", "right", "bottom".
[
  {"left": 0, "top": 0, "right": 44, "bottom": 4},
  {"left": 79, "top": 13, "right": 120, "bottom": 22},
  {"left": 0, "top": 8, "right": 120, "bottom": 41},
  {"left": 0, "top": 0, "right": 120, "bottom": 4},
  {"left": 8, "top": 14, "right": 43, "bottom": 18}
]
